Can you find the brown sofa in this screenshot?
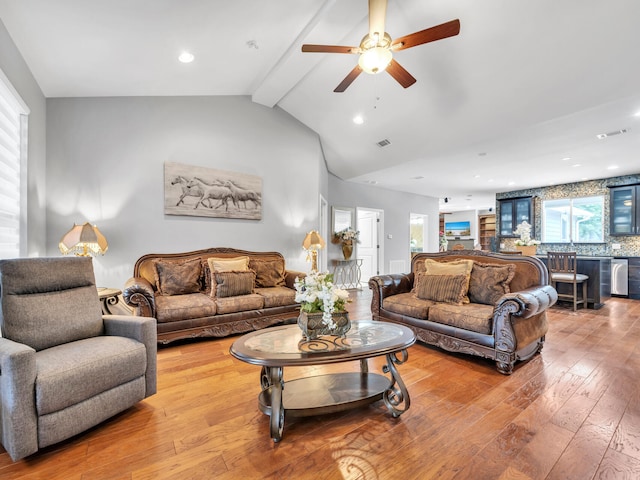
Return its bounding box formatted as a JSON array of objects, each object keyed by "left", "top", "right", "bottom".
[
  {"left": 369, "top": 250, "right": 557, "bottom": 374},
  {"left": 123, "top": 248, "right": 304, "bottom": 344}
]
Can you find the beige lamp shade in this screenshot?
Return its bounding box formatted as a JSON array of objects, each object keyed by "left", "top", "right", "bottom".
[
  {"left": 302, "top": 230, "right": 326, "bottom": 251},
  {"left": 59, "top": 222, "right": 108, "bottom": 257},
  {"left": 302, "top": 230, "right": 325, "bottom": 273}
]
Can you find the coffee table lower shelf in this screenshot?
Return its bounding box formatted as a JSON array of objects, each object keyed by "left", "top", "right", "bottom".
[{"left": 258, "top": 372, "right": 389, "bottom": 419}]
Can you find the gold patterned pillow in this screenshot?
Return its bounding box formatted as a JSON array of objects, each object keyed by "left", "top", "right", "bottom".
[
  {"left": 207, "top": 256, "right": 250, "bottom": 273},
  {"left": 414, "top": 274, "right": 468, "bottom": 305},
  {"left": 422, "top": 259, "right": 473, "bottom": 303},
  {"left": 249, "top": 258, "right": 286, "bottom": 287},
  {"left": 212, "top": 270, "right": 256, "bottom": 298},
  {"left": 468, "top": 262, "right": 516, "bottom": 305},
  {"left": 153, "top": 258, "right": 202, "bottom": 296}
]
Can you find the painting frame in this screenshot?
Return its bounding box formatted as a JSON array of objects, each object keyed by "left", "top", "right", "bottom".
[{"left": 164, "top": 162, "right": 262, "bottom": 220}]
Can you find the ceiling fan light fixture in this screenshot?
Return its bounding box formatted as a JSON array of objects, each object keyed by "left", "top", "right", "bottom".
[{"left": 358, "top": 47, "right": 392, "bottom": 74}]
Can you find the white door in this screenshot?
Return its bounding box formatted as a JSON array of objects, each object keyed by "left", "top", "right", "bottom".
[{"left": 357, "top": 209, "right": 381, "bottom": 287}]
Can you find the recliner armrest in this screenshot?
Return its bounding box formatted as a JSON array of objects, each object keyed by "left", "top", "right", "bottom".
[
  {"left": 123, "top": 277, "right": 156, "bottom": 318},
  {"left": 0, "top": 338, "right": 38, "bottom": 461},
  {"left": 103, "top": 315, "right": 157, "bottom": 397}
]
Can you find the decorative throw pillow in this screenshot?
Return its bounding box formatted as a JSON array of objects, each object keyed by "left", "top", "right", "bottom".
[
  {"left": 414, "top": 274, "right": 468, "bottom": 305},
  {"left": 423, "top": 258, "right": 474, "bottom": 276},
  {"left": 207, "top": 256, "right": 250, "bottom": 273},
  {"left": 153, "top": 258, "right": 202, "bottom": 296},
  {"left": 468, "top": 262, "right": 516, "bottom": 305},
  {"left": 422, "top": 259, "right": 473, "bottom": 302},
  {"left": 249, "top": 258, "right": 286, "bottom": 288},
  {"left": 212, "top": 270, "right": 256, "bottom": 298}
]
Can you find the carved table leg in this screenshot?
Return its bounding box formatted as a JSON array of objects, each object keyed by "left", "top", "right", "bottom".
[
  {"left": 382, "top": 349, "right": 410, "bottom": 417},
  {"left": 262, "top": 366, "right": 285, "bottom": 442}
]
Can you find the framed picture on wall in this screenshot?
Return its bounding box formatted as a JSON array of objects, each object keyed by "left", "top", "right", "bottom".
[{"left": 164, "top": 162, "right": 262, "bottom": 220}]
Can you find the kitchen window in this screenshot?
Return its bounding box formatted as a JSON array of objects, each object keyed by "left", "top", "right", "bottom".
[{"left": 542, "top": 196, "right": 604, "bottom": 243}]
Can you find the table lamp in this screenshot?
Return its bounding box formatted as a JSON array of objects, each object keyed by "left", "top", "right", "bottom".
[
  {"left": 302, "top": 230, "right": 325, "bottom": 272},
  {"left": 59, "top": 222, "right": 108, "bottom": 257}
]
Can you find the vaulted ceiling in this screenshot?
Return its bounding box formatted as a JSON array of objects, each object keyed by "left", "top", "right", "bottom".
[{"left": 1, "top": 0, "right": 639, "bottom": 211}]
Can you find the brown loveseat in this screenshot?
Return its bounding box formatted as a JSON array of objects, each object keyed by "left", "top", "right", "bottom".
[
  {"left": 369, "top": 251, "right": 557, "bottom": 374},
  {"left": 123, "top": 248, "right": 304, "bottom": 344}
]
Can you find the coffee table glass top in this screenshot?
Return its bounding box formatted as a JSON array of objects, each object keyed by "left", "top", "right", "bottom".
[{"left": 230, "top": 320, "right": 416, "bottom": 366}]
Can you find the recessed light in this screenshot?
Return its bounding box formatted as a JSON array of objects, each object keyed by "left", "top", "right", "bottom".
[
  {"left": 572, "top": 164, "right": 581, "bottom": 167},
  {"left": 353, "top": 115, "right": 364, "bottom": 125},
  {"left": 607, "top": 165, "right": 619, "bottom": 170},
  {"left": 562, "top": 157, "right": 571, "bottom": 161},
  {"left": 507, "top": 181, "right": 515, "bottom": 186},
  {"left": 178, "top": 51, "right": 195, "bottom": 63},
  {"left": 473, "top": 174, "right": 481, "bottom": 178}
]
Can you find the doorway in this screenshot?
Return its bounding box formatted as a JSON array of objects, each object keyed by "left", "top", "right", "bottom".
[
  {"left": 410, "top": 213, "right": 429, "bottom": 254},
  {"left": 356, "top": 208, "right": 383, "bottom": 287},
  {"left": 319, "top": 195, "right": 328, "bottom": 272}
]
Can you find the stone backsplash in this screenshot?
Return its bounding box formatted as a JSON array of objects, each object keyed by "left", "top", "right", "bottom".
[{"left": 497, "top": 174, "right": 640, "bottom": 257}]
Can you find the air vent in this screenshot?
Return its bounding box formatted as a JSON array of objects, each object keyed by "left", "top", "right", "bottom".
[
  {"left": 597, "top": 128, "right": 627, "bottom": 139},
  {"left": 376, "top": 139, "right": 391, "bottom": 148}
]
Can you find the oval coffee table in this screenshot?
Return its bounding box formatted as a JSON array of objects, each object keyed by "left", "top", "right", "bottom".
[{"left": 229, "top": 320, "right": 416, "bottom": 442}]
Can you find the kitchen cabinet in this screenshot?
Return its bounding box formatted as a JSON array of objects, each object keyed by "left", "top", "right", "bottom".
[
  {"left": 629, "top": 258, "right": 640, "bottom": 299},
  {"left": 499, "top": 197, "right": 533, "bottom": 237},
  {"left": 609, "top": 185, "right": 640, "bottom": 235}
]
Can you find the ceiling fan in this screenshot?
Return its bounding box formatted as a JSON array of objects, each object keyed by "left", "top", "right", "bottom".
[{"left": 301, "top": 0, "right": 460, "bottom": 92}]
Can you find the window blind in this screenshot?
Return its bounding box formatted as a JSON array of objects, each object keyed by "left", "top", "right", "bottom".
[{"left": 0, "top": 73, "right": 26, "bottom": 259}]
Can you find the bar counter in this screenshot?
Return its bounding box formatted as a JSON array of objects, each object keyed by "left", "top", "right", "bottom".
[{"left": 536, "top": 255, "right": 611, "bottom": 309}]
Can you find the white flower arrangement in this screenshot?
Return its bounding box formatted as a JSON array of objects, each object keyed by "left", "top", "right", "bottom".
[
  {"left": 333, "top": 227, "right": 360, "bottom": 245},
  {"left": 294, "top": 272, "right": 349, "bottom": 329},
  {"left": 513, "top": 221, "right": 541, "bottom": 246}
]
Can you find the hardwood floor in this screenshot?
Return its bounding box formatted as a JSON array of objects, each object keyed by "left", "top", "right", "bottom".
[{"left": 1, "top": 290, "right": 640, "bottom": 479}]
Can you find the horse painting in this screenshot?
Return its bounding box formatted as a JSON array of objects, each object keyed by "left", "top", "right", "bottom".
[{"left": 165, "top": 162, "right": 262, "bottom": 220}]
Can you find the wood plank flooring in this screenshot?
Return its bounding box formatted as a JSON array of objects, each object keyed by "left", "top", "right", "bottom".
[{"left": 1, "top": 290, "right": 639, "bottom": 479}]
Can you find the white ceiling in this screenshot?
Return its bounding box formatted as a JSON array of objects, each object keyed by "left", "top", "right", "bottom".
[{"left": 1, "top": 0, "right": 639, "bottom": 212}]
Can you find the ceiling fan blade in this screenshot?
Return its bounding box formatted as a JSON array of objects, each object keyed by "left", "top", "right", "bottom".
[
  {"left": 391, "top": 19, "right": 460, "bottom": 51},
  {"left": 386, "top": 59, "right": 416, "bottom": 88},
  {"left": 369, "top": 0, "right": 387, "bottom": 38},
  {"left": 334, "top": 65, "right": 363, "bottom": 93},
  {"left": 302, "top": 44, "right": 358, "bottom": 54}
]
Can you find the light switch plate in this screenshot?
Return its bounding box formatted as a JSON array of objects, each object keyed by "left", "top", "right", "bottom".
[{"left": 612, "top": 243, "right": 621, "bottom": 250}]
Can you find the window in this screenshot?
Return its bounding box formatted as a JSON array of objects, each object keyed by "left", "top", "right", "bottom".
[
  {"left": 0, "top": 70, "right": 28, "bottom": 259},
  {"left": 542, "top": 196, "right": 604, "bottom": 243}
]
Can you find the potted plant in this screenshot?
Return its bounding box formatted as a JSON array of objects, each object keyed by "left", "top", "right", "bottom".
[
  {"left": 294, "top": 272, "right": 350, "bottom": 339},
  {"left": 333, "top": 227, "right": 360, "bottom": 260},
  {"left": 513, "top": 221, "right": 540, "bottom": 256}
]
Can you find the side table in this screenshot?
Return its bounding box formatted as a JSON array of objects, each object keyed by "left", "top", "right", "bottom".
[
  {"left": 331, "top": 259, "right": 363, "bottom": 289},
  {"left": 97, "top": 287, "right": 122, "bottom": 315}
]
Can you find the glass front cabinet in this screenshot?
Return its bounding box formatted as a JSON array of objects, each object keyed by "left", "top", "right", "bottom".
[
  {"left": 499, "top": 197, "right": 533, "bottom": 237},
  {"left": 610, "top": 185, "right": 640, "bottom": 235}
]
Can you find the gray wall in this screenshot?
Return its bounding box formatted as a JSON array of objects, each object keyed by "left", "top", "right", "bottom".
[
  {"left": 0, "top": 19, "right": 47, "bottom": 256},
  {"left": 46, "top": 96, "right": 326, "bottom": 287},
  {"left": 328, "top": 173, "right": 440, "bottom": 274}
]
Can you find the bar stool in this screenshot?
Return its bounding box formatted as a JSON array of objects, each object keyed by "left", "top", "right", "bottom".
[{"left": 547, "top": 251, "right": 589, "bottom": 311}]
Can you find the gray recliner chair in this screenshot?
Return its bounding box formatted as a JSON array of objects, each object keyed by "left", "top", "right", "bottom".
[{"left": 0, "top": 257, "right": 157, "bottom": 461}]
